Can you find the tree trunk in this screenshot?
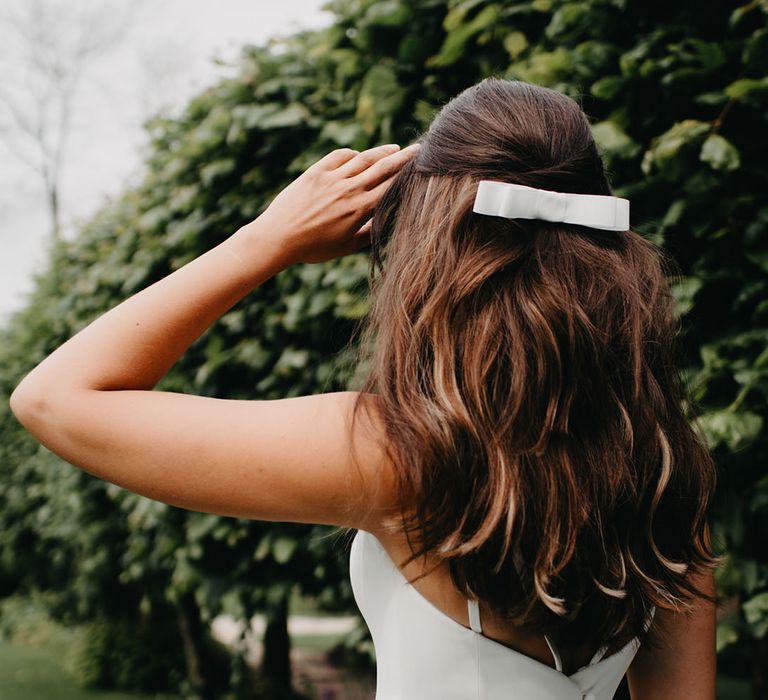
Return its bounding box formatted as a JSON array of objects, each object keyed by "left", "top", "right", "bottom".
[
  {"left": 176, "top": 591, "right": 214, "bottom": 700},
  {"left": 260, "top": 590, "right": 293, "bottom": 692},
  {"left": 754, "top": 636, "right": 767, "bottom": 700},
  {"left": 46, "top": 179, "right": 61, "bottom": 242}
]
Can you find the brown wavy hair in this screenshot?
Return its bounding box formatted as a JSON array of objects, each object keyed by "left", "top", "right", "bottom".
[{"left": 345, "top": 77, "right": 720, "bottom": 655}]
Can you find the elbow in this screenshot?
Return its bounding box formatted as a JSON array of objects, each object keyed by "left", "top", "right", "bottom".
[
  {"left": 9, "top": 377, "right": 51, "bottom": 433},
  {"left": 10, "top": 380, "right": 91, "bottom": 468}
]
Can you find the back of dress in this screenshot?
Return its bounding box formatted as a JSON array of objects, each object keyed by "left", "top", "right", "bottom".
[{"left": 349, "top": 528, "right": 654, "bottom": 700}]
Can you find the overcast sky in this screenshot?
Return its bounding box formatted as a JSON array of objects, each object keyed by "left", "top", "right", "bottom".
[{"left": 0, "top": 0, "right": 333, "bottom": 324}]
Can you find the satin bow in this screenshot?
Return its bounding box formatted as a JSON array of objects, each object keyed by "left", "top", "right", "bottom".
[{"left": 472, "top": 180, "right": 630, "bottom": 232}]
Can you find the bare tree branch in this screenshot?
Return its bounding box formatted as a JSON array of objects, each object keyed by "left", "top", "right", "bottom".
[{"left": 0, "top": 0, "right": 143, "bottom": 240}]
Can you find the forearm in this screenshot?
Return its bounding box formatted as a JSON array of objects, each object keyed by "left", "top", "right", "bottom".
[
  {"left": 10, "top": 143, "right": 417, "bottom": 412},
  {"left": 11, "top": 219, "right": 289, "bottom": 403}
]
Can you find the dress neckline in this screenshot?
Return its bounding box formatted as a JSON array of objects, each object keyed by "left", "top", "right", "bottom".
[{"left": 358, "top": 528, "right": 641, "bottom": 680}]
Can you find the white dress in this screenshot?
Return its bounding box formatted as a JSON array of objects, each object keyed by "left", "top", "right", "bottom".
[{"left": 349, "top": 528, "right": 655, "bottom": 700}]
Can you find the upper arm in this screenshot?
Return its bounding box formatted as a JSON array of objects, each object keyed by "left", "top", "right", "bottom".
[
  {"left": 11, "top": 388, "right": 399, "bottom": 532},
  {"left": 626, "top": 566, "right": 717, "bottom": 700}
]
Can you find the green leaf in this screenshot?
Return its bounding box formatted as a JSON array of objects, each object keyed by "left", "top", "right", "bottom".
[
  {"left": 229, "top": 102, "right": 310, "bottom": 133},
  {"left": 743, "top": 27, "right": 768, "bottom": 70},
  {"left": 743, "top": 592, "right": 768, "bottom": 638},
  {"left": 503, "top": 31, "right": 528, "bottom": 60},
  {"left": 335, "top": 293, "right": 371, "bottom": 320},
  {"left": 272, "top": 537, "right": 298, "bottom": 564},
  {"left": 259, "top": 103, "right": 312, "bottom": 129},
  {"left": 235, "top": 339, "right": 271, "bottom": 369},
  {"left": 591, "top": 121, "right": 641, "bottom": 159},
  {"left": 670, "top": 276, "right": 703, "bottom": 317},
  {"left": 730, "top": 2, "right": 759, "bottom": 29},
  {"left": 695, "top": 90, "right": 728, "bottom": 107},
  {"left": 320, "top": 120, "right": 365, "bottom": 146},
  {"left": 199, "top": 158, "right": 236, "bottom": 186},
  {"left": 725, "top": 77, "right": 768, "bottom": 101},
  {"left": 716, "top": 623, "right": 739, "bottom": 652},
  {"left": 187, "top": 514, "right": 219, "bottom": 542},
  {"left": 355, "top": 63, "right": 405, "bottom": 134},
  {"left": 661, "top": 199, "right": 687, "bottom": 228},
  {"left": 254, "top": 538, "right": 270, "bottom": 561},
  {"left": 695, "top": 409, "right": 763, "bottom": 451},
  {"left": 590, "top": 76, "right": 624, "bottom": 100},
  {"left": 700, "top": 134, "right": 741, "bottom": 171},
  {"left": 138, "top": 205, "right": 170, "bottom": 233},
  {"left": 641, "top": 119, "right": 710, "bottom": 177},
  {"left": 363, "top": 0, "right": 411, "bottom": 27},
  {"left": 507, "top": 47, "right": 573, "bottom": 86},
  {"left": 427, "top": 5, "right": 501, "bottom": 68},
  {"left": 443, "top": 0, "right": 486, "bottom": 32},
  {"left": 274, "top": 347, "right": 310, "bottom": 375},
  {"left": 545, "top": 3, "right": 590, "bottom": 40}
]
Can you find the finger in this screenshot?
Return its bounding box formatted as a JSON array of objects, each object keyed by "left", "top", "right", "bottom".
[
  {"left": 335, "top": 143, "right": 401, "bottom": 178},
  {"left": 345, "top": 175, "right": 397, "bottom": 232},
  {"left": 313, "top": 148, "right": 360, "bottom": 172},
  {"left": 350, "top": 220, "right": 373, "bottom": 253},
  {"left": 355, "top": 218, "right": 373, "bottom": 237},
  {"left": 352, "top": 143, "right": 421, "bottom": 190},
  {"left": 360, "top": 170, "right": 401, "bottom": 211}
]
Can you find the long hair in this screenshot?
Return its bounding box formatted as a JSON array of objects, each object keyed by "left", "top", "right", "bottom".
[{"left": 346, "top": 77, "right": 719, "bottom": 654}]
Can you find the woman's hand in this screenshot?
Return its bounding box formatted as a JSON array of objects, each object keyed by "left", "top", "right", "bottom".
[{"left": 253, "top": 142, "right": 421, "bottom": 265}]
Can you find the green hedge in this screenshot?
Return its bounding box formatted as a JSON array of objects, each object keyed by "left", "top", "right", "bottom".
[{"left": 1, "top": 0, "right": 766, "bottom": 694}]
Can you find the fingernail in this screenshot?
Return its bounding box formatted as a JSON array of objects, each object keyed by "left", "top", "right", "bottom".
[
  {"left": 405, "top": 143, "right": 421, "bottom": 151},
  {"left": 383, "top": 143, "right": 400, "bottom": 151}
]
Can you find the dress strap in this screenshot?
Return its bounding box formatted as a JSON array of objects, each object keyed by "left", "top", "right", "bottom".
[
  {"left": 587, "top": 641, "right": 609, "bottom": 666},
  {"left": 481, "top": 549, "right": 564, "bottom": 672},
  {"left": 514, "top": 546, "right": 562, "bottom": 671},
  {"left": 469, "top": 598, "right": 563, "bottom": 673},
  {"left": 645, "top": 605, "right": 657, "bottom": 631},
  {"left": 467, "top": 598, "right": 483, "bottom": 633},
  {"left": 544, "top": 635, "right": 563, "bottom": 672}
]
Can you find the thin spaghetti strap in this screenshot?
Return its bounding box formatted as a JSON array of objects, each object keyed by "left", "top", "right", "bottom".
[
  {"left": 644, "top": 605, "right": 657, "bottom": 631},
  {"left": 544, "top": 635, "right": 563, "bottom": 672},
  {"left": 513, "top": 545, "right": 563, "bottom": 671},
  {"left": 469, "top": 598, "right": 563, "bottom": 673},
  {"left": 467, "top": 598, "right": 482, "bottom": 633},
  {"left": 588, "top": 604, "right": 657, "bottom": 667},
  {"left": 587, "top": 641, "right": 609, "bottom": 666}
]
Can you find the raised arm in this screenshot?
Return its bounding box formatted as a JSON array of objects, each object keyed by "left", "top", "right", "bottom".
[{"left": 626, "top": 565, "right": 717, "bottom": 699}]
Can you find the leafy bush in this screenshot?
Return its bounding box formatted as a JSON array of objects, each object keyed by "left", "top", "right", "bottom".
[
  {"left": 65, "top": 609, "right": 231, "bottom": 694},
  {"left": 1, "top": 0, "right": 766, "bottom": 694},
  {"left": 0, "top": 592, "right": 74, "bottom": 648}
]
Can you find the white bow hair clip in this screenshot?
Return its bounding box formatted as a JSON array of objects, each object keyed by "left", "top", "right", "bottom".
[{"left": 472, "top": 180, "right": 630, "bottom": 232}]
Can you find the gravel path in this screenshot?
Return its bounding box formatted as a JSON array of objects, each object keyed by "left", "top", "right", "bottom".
[{"left": 292, "top": 646, "right": 375, "bottom": 700}]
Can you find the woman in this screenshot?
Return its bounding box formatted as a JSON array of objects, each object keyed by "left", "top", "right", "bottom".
[{"left": 10, "top": 78, "right": 719, "bottom": 699}]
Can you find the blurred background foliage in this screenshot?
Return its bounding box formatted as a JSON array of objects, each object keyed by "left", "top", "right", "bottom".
[{"left": 0, "top": 0, "right": 766, "bottom": 697}]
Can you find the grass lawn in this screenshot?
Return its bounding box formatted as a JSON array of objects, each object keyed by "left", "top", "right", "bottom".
[
  {"left": 0, "top": 640, "right": 179, "bottom": 700},
  {"left": 291, "top": 632, "right": 349, "bottom": 650}
]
